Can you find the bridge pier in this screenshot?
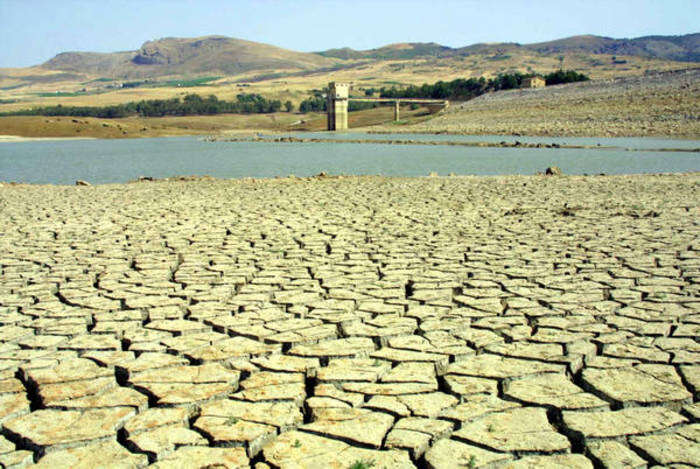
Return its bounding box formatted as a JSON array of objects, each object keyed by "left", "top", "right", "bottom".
[{"left": 394, "top": 101, "right": 400, "bottom": 122}]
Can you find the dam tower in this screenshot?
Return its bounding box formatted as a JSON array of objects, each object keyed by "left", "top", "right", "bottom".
[{"left": 327, "top": 82, "right": 349, "bottom": 131}]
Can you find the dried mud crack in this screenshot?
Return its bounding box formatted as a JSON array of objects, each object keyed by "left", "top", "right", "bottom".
[{"left": 0, "top": 173, "right": 698, "bottom": 468}]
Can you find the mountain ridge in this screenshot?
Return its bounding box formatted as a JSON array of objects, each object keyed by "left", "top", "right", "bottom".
[
  {"left": 42, "top": 35, "right": 337, "bottom": 79},
  {"left": 318, "top": 33, "right": 700, "bottom": 62},
  {"left": 31, "top": 32, "right": 700, "bottom": 81}
]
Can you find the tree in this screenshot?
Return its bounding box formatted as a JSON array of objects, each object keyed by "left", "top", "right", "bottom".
[
  {"left": 268, "top": 100, "right": 282, "bottom": 113},
  {"left": 284, "top": 101, "right": 294, "bottom": 112},
  {"left": 544, "top": 70, "right": 590, "bottom": 86},
  {"left": 299, "top": 96, "right": 326, "bottom": 113}
]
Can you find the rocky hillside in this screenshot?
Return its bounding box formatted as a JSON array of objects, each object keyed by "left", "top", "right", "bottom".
[
  {"left": 42, "top": 36, "right": 338, "bottom": 78},
  {"left": 523, "top": 34, "right": 700, "bottom": 62}
]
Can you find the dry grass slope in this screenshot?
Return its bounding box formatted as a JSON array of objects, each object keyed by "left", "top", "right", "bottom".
[{"left": 0, "top": 106, "right": 432, "bottom": 138}]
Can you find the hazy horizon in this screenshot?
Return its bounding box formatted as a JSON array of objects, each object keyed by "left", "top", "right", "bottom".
[{"left": 1, "top": 0, "right": 698, "bottom": 68}]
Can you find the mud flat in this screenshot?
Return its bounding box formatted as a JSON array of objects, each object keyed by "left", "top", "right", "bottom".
[
  {"left": 375, "top": 69, "right": 700, "bottom": 138},
  {"left": 0, "top": 173, "right": 698, "bottom": 468}
]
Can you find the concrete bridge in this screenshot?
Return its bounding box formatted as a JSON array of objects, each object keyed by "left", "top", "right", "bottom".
[{"left": 327, "top": 82, "right": 449, "bottom": 131}]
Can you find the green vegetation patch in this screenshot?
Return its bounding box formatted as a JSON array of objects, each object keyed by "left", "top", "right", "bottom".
[
  {"left": 35, "top": 91, "right": 87, "bottom": 97},
  {"left": 121, "top": 81, "right": 147, "bottom": 89},
  {"left": 348, "top": 460, "right": 374, "bottom": 469},
  {"left": 299, "top": 93, "right": 326, "bottom": 113},
  {"left": 0, "top": 84, "right": 26, "bottom": 91},
  {"left": 544, "top": 69, "right": 590, "bottom": 85},
  {"left": 159, "top": 76, "right": 221, "bottom": 87},
  {"left": 379, "top": 69, "right": 589, "bottom": 100}
]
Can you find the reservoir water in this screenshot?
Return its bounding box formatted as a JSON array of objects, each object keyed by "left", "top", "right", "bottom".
[{"left": 0, "top": 134, "right": 698, "bottom": 185}]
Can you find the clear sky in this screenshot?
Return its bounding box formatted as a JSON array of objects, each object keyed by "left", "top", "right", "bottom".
[{"left": 1, "top": 0, "right": 698, "bottom": 68}]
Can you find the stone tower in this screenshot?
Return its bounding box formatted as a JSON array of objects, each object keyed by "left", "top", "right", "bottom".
[{"left": 327, "top": 82, "right": 349, "bottom": 131}]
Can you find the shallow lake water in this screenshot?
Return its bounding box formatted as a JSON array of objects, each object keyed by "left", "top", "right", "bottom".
[{"left": 0, "top": 135, "right": 698, "bottom": 185}]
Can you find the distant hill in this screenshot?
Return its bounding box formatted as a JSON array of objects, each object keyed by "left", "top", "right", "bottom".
[
  {"left": 4, "top": 31, "right": 694, "bottom": 91},
  {"left": 320, "top": 33, "right": 700, "bottom": 63},
  {"left": 317, "top": 42, "right": 452, "bottom": 60},
  {"left": 524, "top": 34, "right": 700, "bottom": 62},
  {"left": 42, "top": 36, "right": 337, "bottom": 78}
]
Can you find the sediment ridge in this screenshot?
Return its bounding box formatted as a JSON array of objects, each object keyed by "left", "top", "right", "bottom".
[{"left": 209, "top": 134, "right": 700, "bottom": 152}]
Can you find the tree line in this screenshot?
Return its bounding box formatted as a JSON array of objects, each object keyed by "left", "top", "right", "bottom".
[
  {"left": 297, "top": 70, "right": 589, "bottom": 112},
  {"left": 299, "top": 95, "right": 326, "bottom": 113},
  {"left": 378, "top": 70, "right": 589, "bottom": 100},
  {"left": 0, "top": 93, "right": 291, "bottom": 119}
]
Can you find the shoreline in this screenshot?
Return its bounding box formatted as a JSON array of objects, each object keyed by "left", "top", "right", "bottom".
[
  {"left": 364, "top": 128, "right": 700, "bottom": 141},
  {"left": 1, "top": 127, "right": 699, "bottom": 141},
  {"left": 2, "top": 131, "right": 698, "bottom": 150},
  {"left": 3, "top": 171, "right": 700, "bottom": 188},
  {"left": 0, "top": 135, "right": 96, "bottom": 142},
  {"left": 210, "top": 135, "right": 700, "bottom": 152}
]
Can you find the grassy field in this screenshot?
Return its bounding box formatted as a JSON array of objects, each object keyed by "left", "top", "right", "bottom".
[
  {"left": 0, "top": 105, "right": 432, "bottom": 138},
  {"left": 0, "top": 114, "right": 301, "bottom": 139}
]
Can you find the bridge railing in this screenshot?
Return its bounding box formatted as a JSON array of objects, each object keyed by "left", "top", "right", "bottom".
[
  {"left": 346, "top": 97, "right": 449, "bottom": 123},
  {"left": 347, "top": 97, "right": 448, "bottom": 104}
]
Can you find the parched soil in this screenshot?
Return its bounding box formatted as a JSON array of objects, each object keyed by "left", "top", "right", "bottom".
[
  {"left": 380, "top": 69, "right": 700, "bottom": 138},
  {"left": 0, "top": 174, "right": 698, "bottom": 468}
]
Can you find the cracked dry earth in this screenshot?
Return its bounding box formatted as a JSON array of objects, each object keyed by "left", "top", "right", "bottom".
[{"left": 0, "top": 173, "right": 698, "bottom": 469}]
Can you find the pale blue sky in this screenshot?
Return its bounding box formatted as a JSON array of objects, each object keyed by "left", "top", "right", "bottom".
[{"left": 0, "top": 0, "right": 698, "bottom": 67}]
